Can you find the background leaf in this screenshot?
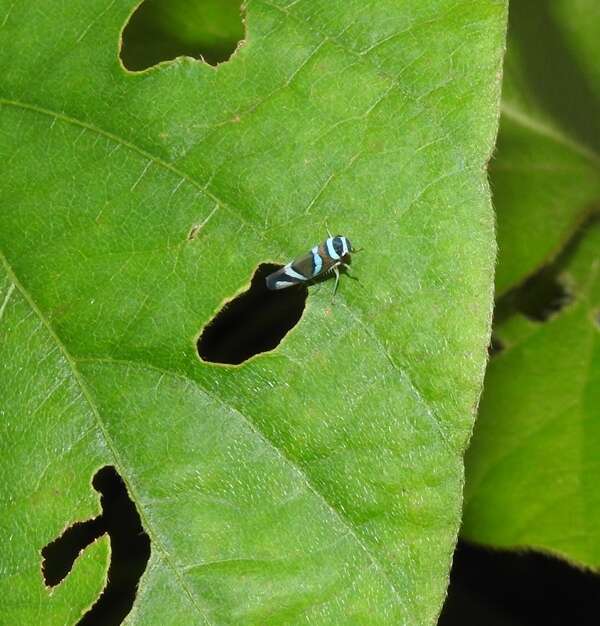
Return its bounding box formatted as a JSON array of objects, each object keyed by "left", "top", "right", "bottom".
[
  {"left": 0, "top": 0, "right": 506, "bottom": 623},
  {"left": 462, "top": 0, "right": 600, "bottom": 572},
  {"left": 462, "top": 220, "right": 600, "bottom": 568},
  {"left": 491, "top": 0, "right": 600, "bottom": 297},
  {"left": 121, "top": 0, "right": 245, "bottom": 70}
]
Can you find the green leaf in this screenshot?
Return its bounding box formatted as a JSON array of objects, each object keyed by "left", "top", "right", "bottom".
[
  {"left": 0, "top": 0, "right": 506, "bottom": 622},
  {"left": 491, "top": 0, "right": 600, "bottom": 296},
  {"left": 462, "top": 0, "right": 600, "bottom": 571},
  {"left": 462, "top": 220, "right": 600, "bottom": 568}
]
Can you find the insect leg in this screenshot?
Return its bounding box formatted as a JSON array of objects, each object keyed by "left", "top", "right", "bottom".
[
  {"left": 331, "top": 265, "right": 340, "bottom": 302},
  {"left": 340, "top": 261, "right": 361, "bottom": 287}
]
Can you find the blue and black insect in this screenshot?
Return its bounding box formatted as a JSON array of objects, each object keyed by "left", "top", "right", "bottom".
[{"left": 266, "top": 234, "right": 355, "bottom": 298}]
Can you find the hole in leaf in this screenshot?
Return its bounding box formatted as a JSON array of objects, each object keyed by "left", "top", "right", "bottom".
[
  {"left": 120, "top": 0, "right": 245, "bottom": 71},
  {"left": 42, "top": 466, "right": 151, "bottom": 626},
  {"left": 513, "top": 266, "right": 572, "bottom": 322},
  {"left": 498, "top": 215, "right": 599, "bottom": 324},
  {"left": 198, "top": 263, "right": 308, "bottom": 365},
  {"left": 42, "top": 515, "right": 105, "bottom": 587}
]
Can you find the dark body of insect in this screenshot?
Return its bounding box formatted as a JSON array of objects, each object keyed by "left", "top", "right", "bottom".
[{"left": 265, "top": 235, "right": 354, "bottom": 297}]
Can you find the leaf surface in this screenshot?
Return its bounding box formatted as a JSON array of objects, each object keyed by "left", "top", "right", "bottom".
[{"left": 0, "top": 0, "right": 506, "bottom": 623}]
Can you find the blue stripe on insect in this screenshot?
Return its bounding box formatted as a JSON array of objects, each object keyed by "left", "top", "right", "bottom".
[
  {"left": 341, "top": 237, "right": 349, "bottom": 256},
  {"left": 265, "top": 234, "right": 355, "bottom": 299},
  {"left": 326, "top": 237, "right": 340, "bottom": 260},
  {"left": 311, "top": 246, "right": 323, "bottom": 275},
  {"left": 282, "top": 264, "right": 306, "bottom": 281}
]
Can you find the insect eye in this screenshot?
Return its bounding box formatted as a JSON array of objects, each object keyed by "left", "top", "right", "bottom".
[{"left": 332, "top": 237, "right": 345, "bottom": 257}]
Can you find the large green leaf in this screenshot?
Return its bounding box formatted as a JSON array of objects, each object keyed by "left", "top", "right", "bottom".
[
  {"left": 492, "top": 0, "right": 600, "bottom": 296},
  {"left": 462, "top": 220, "right": 600, "bottom": 568},
  {"left": 0, "top": 0, "right": 506, "bottom": 623}
]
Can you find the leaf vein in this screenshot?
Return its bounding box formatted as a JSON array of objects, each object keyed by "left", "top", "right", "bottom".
[
  {"left": 0, "top": 281, "right": 15, "bottom": 323},
  {"left": 0, "top": 98, "right": 260, "bottom": 241}
]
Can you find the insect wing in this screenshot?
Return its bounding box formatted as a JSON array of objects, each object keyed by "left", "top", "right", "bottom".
[
  {"left": 291, "top": 251, "right": 319, "bottom": 279},
  {"left": 265, "top": 250, "right": 319, "bottom": 290}
]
